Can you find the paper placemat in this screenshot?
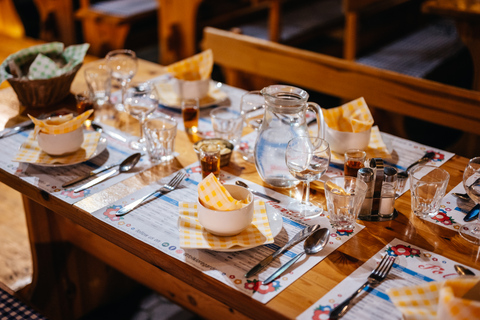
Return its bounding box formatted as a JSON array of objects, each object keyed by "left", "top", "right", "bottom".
[
  {"left": 298, "top": 238, "right": 479, "bottom": 320},
  {"left": 12, "top": 131, "right": 101, "bottom": 164},
  {"left": 178, "top": 200, "right": 273, "bottom": 249}
]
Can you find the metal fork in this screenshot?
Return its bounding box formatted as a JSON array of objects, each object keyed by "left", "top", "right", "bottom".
[
  {"left": 329, "top": 255, "right": 396, "bottom": 319},
  {"left": 115, "top": 171, "right": 186, "bottom": 216}
]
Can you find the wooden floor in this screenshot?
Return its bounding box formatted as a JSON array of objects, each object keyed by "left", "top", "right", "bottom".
[{"left": 0, "top": 182, "right": 32, "bottom": 291}]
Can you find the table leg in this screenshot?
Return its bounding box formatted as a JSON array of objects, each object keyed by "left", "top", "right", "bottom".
[{"left": 21, "top": 196, "right": 138, "bottom": 320}]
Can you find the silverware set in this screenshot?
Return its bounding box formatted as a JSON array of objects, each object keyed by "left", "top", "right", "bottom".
[
  {"left": 115, "top": 171, "right": 186, "bottom": 216},
  {"left": 329, "top": 255, "right": 397, "bottom": 319}
]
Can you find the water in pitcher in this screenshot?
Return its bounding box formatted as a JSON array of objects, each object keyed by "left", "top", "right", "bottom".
[{"left": 254, "top": 85, "right": 325, "bottom": 188}]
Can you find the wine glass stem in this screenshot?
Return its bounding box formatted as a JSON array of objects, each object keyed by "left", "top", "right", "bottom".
[
  {"left": 302, "top": 181, "right": 311, "bottom": 205},
  {"left": 120, "top": 81, "right": 127, "bottom": 105},
  {"left": 139, "top": 117, "right": 145, "bottom": 141}
]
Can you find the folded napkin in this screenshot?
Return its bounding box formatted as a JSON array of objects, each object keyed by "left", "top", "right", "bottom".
[
  {"left": 198, "top": 173, "right": 250, "bottom": 210},
  {"left": 28, "top": 110, "right": 93, "bottom": 137},
  {"left": 166, "top": 49, "right": 213, "bottom": 80},
  {"left": 324, "top": 97, "right": 374, "bottom": 133},
  {"left": 178, "top": 200, "right": 274, "bottom": 249},
  {"left": 387, "top": 277, "right": 480, "bottom": 320},
  {"left": 0, "top": 42, "right": 89, "bottom": 83},
  {"left": 13, "top": 131, "right": 101, "bottom": 164}
]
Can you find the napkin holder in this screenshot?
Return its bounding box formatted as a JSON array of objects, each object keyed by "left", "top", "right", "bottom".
[{"left": 358, "top": 158, "right": 398, "bottom": 221}]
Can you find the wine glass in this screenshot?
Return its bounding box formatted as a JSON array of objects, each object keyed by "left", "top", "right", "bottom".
[
  {"left": 239, "top": 91, "right": 264, "bottom": 162},
  {"left": 124, "top": 81, "right": 158, "bottom": 150},
  {"left": 459, "top": 157, "right": 480, "bottom": 245},
  {"left": 285, "top": 136, "right": 330, "bottom": 218},
  {"left": 106, "top": 49, "right": 138, "bottom": 111}
]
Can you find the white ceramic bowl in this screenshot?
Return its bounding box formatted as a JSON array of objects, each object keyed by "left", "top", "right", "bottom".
[
  {"left": 325, "top": 126, "right": 371, "bottom": 154},
  {"left": 172, "top": 78, "right": 210, "bottom": 100},
  {"left": 197, "top": 184, "right": 254, "bottom": 236},
  {"left": 37, "top": 127, "right": 84, "bottom": 156}
]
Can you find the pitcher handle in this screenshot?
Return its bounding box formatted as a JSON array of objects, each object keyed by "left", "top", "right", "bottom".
[{"left": 307, "top": 102, "right": 325, "bottom": 139}]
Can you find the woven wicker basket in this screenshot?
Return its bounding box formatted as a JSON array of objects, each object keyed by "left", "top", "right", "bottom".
[{"left": 7, "top": 63, "right": 81, "bottom": 108}]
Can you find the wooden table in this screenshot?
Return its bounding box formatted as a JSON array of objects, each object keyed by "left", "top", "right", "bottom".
[
  {"left": 422, "top": 0, "right": 480, "bottom": 90},
  {"left": 1, "top": 47, "right": 479, "bottom": 320}
]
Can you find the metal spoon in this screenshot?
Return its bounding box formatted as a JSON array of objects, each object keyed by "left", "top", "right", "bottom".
[
  {"left": 263, "top": 228, "right": 330, "bottom": 285},
  {"left": 454, "top": 264, "right": 475, "bottom": 276},
  {"left": 74, "top": 153, "right": 141, "bottom": 193},
  {"left": 397, "top": 151, "right": 436, "bottom": 179},
  {"left": 453, "top": 192, "right": 470, "bottom": 201}
]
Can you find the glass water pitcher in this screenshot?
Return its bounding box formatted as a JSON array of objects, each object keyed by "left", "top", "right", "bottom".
[{"left": 254, "top": 85, "right": 326, "bottom": 188}]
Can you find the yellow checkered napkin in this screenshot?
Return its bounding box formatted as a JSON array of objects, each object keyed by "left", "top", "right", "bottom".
[
  {"left": 12, "top": 131, "right": 101, "bottom": 164},
  {"left": 166, "top": 49, "right": 213, "bottom": 80},
  {"left": 324, "top": 97, "right": 374, "bottom": 133},
  {"left": 198, "top": 173, "right": 250, "bottom": 210},
  {"left": 329, "top": 125, "right": 390, "bottom": 162},
  {"left": 387, "top": 277, "right": 480, "bottom": 320},
  {"left": 28, "top": 110, "right": 93, "bottom": 137},
  {"left": 178, "top": 200, "right": 274, "bottom": 249}
]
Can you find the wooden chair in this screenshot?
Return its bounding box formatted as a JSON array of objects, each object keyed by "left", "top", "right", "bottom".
[
  {"left": 75, "top": 0, "right": 158, "bottom": 57},
  {"left": 201, "top": 27, "right": 480, "bottom": 137},
  {"left": 32, "top": 0, "right": 76, "bottom": 45},
  {"left": 0, "top": 0, "right": 25, "bottom": 38}
]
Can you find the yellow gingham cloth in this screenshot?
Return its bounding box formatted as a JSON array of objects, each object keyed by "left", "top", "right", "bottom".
[
  {"left": 198, "top": 173, "right": 250, "bottom": 210},
  {"left": 28, "top": 110, "right": 93, "bottom": 137},
  {"left": 166, "top": 49, "right": 213, "bottom": 80},
  {"left": 12, "top": 131, "right": 101, "bottom": 164},
  {"left": 387, "top": 277, "right": 480, "bottom": 320},
  {"left": 324, "top": 97, "right": 374, "bottom": 133},
  {"left": 178, "top": 200, "right": 274, "bottom": 249},
  {"left": 329, "top": 125, "right": 390, "bottom": 162}
]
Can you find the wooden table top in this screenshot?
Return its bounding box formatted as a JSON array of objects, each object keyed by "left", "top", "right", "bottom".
[{"left": 0, "top": 35, "right": 479, "bottom": 320}]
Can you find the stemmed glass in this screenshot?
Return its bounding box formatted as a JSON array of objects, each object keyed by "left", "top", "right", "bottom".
[
  {"left": 459, "top": 157, "right": 480, "bottom": 245},
  {"left": 124, "top": 81, "right": 158, "bottom": 150},
  {"left": 239, "top": 91, "right": 264, "bottom": 162},
  {"left": 285, "top": 136, "right": 330, "bottom": 218},
  {"left": 106, "top": 49, "right": 138, "bottom": 111}
]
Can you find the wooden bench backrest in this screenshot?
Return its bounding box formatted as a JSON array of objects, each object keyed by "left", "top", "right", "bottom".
[
  {"left": 202, "top": 27, "right": 480, "bottom": 135},
  {"left": 342, "top": 0, "right": 415, "bottom": 60}
]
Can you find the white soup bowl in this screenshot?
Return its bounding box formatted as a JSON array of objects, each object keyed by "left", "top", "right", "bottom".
[
  {"left": 197, "top": 184, "right": 254, "bottom": 236},
  {"left": 38, "top": 127, "right": 84, "bottom": 156},
  {"left": 325, "top": 125, "right": 371, "bottom": 154}
]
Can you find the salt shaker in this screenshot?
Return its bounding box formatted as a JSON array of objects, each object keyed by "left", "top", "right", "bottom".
[
  {"left": 378, "top": 166, "right": 397, "bottom": 217},
  {"left": 358, "top": 167, "right": 375, "bottom": 217}
]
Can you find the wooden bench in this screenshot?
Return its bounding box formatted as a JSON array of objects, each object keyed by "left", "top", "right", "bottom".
[
  {"left": 343, "top": 0, "right": 465, "bottom": 80},
  {"left": 201, "top": 27, "right": 480, "bottom": 137},
  {"left": 232, "top": 0, "right": 344, "bottom": 44}
]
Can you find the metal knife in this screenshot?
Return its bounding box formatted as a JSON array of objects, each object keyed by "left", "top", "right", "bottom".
[
  {"left": 464, "top": 203, "right": 480, "bottom": 222},
  {"left": 62, "top": 162, "right": 122, "bottom": 188},
  {"left": 235, "top": 181, "right": 280, "bottom": 203},
  {"left": 0, "top": 121, "right": 34, "bottom": 139},
  {"left": 244, "top": 224, "right": 321, "bottom": 278}
]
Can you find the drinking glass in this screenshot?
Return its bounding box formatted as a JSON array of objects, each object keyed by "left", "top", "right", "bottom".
[
  {"left": 239, "top": 91, "right": 264, "bottom": 162},
  {"left": 84, "top": 63, "right": 111, "bottom": 107},
  {"left": 459, "top": 157, "right": 480, "bottom": 245},
  {"left": 143, "top": 114, "right": 177, "bottom": 164},
  {"left": 210, "top": 107, "right": 244, "bottom": 149},
  {"left": 106, "top": 49, "right": 138, "bottom": 111},
  {"left": 285, "top": 136, "right": 330, "bottom": 218},
  {"left": 182, "top": 98, "right": 200, "bottom": 134},
  {"left": 124, "top": 81, "right": 158, "bottom": 150}
]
